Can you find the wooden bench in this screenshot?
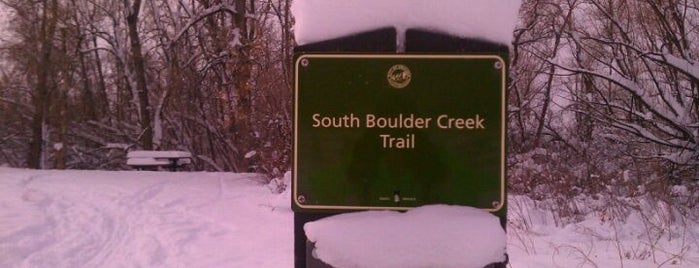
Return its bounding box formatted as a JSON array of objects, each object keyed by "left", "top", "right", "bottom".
[{"left": 126, "top": 150, "right": 192, "bottom": 171}]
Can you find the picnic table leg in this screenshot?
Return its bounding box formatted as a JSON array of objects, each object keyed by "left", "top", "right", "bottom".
[{"left": 171, "top": 162, "right": 177, "bottom": 171}]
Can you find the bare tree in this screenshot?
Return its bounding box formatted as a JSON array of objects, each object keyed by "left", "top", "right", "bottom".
[
  {"left": 0, "top": 0, "right": 62, "bottom": 169},
  {"left": 0, "top": 0, "right": 294, "bottom": 173},
  {"left": 561, "top": 0, "right": 699, "bottom": 170},
  {"left": 122, "top": 0, "right": 153, "bottom": 150}
]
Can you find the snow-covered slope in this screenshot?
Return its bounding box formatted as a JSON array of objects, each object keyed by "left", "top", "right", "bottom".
[{"left": 1, "top": 168, "right": 697, "bottom": 267}]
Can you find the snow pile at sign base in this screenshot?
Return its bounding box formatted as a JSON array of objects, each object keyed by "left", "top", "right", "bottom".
[
  {"left": 305, "top": 205, "right": 506, "bottom": 268},
  {"left": 292, "top": 0, "right": 522, "bottom": 46}
]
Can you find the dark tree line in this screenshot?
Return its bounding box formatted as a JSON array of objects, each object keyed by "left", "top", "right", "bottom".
[{"left": 0, "top": 0, "right": 292, "bottom": 174}]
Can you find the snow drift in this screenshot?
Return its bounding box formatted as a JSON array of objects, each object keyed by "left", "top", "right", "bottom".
[{"left": 304, "top": 205, "right": 506, "bottom": 268}]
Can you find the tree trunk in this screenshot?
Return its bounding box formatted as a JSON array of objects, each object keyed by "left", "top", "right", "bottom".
[
  {"left": 77, "top": 36, "right": 97, "bottom": 120},
  {"left": 93, "top": 36, "right": 109, "bottom": 121},
  {"left": 232, "top": 0, "right": 253, "bottom": 170},
  {"left": 28, "top": 0, "right": 59, "bottom": 169},
  {"left": 124, "top": 0, "right": 153, "bottom": 150}
]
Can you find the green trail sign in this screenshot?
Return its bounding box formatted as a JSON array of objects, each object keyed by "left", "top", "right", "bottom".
[{"left": 293, "top": 54, "right": 505, "bottom": 212}]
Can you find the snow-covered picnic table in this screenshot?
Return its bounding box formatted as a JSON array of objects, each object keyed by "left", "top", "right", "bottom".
[{"left": 126, "top": 150, "right": 192, "bottom": 171}]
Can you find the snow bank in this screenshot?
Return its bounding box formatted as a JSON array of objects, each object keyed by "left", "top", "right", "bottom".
[
  {"left": 305, "top": 205, "right": 506, "bottom": 268},
  {"left": 507, "top": 195, "right": 699, "bottom": 267},
  {"left": 292, "top": 0, "right": 522, "bottom": 46}
]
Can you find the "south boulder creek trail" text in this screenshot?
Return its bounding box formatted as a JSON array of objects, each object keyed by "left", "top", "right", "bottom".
[{"left": 311, "top": 113, "right": 486, "bottom": 149}]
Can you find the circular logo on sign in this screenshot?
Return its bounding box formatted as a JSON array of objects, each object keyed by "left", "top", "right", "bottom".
[{"left": 387, "top": 64, "right": 412, "bottom": 89}]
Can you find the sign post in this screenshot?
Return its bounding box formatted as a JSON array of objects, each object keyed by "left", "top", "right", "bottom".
[{"left": 293, "top": 28, "right": 509, "bottom": 268}]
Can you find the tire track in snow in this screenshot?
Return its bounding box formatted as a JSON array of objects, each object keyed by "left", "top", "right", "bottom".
[
  {"left": 90, "top": 177, "right": 239, "bottom": 267},
  {"left": 2, "top": 179, "right": 122, "bottom": 267},
  {"left": 2, "top": 175, "right": 176, "bottom": 267},
  {"left": 0, "top": 186, "right": 56, "bottom": 268},
  {"left": 1, "top": 171, "right": 277, "bottom": 267},
  {"left": 0, "top": 173, "right": 57, "bottom": 267}
]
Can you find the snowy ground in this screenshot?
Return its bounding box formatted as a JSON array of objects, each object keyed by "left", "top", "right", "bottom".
[
  {"left": 0, "top": 168, "right": 292, "bottom": 267},
  {"left": 1, "top": 168, "right": 697, "bottom": 267},
  {"left": 508, "top": 195, "right": 699, "bottom": 268}
]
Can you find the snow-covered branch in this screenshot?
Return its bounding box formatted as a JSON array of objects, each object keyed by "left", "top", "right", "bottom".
[
  {"left": 647, "top": 53, "right": 699, "bottom": 81},
  {"left": 550, "top": 61, "right": 690, "bottom": 124}
]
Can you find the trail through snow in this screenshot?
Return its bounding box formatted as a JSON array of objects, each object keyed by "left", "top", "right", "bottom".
[{"left": 0, "top": 168, "right": 292, "bottom": 267}]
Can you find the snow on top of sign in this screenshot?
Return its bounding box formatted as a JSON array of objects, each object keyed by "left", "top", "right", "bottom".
[
  {"left": 292, "top": 0, "right": 522, "bottom": 46},
  {"left": 304, "top": 205, "right": 506, "bottom": 268}
]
